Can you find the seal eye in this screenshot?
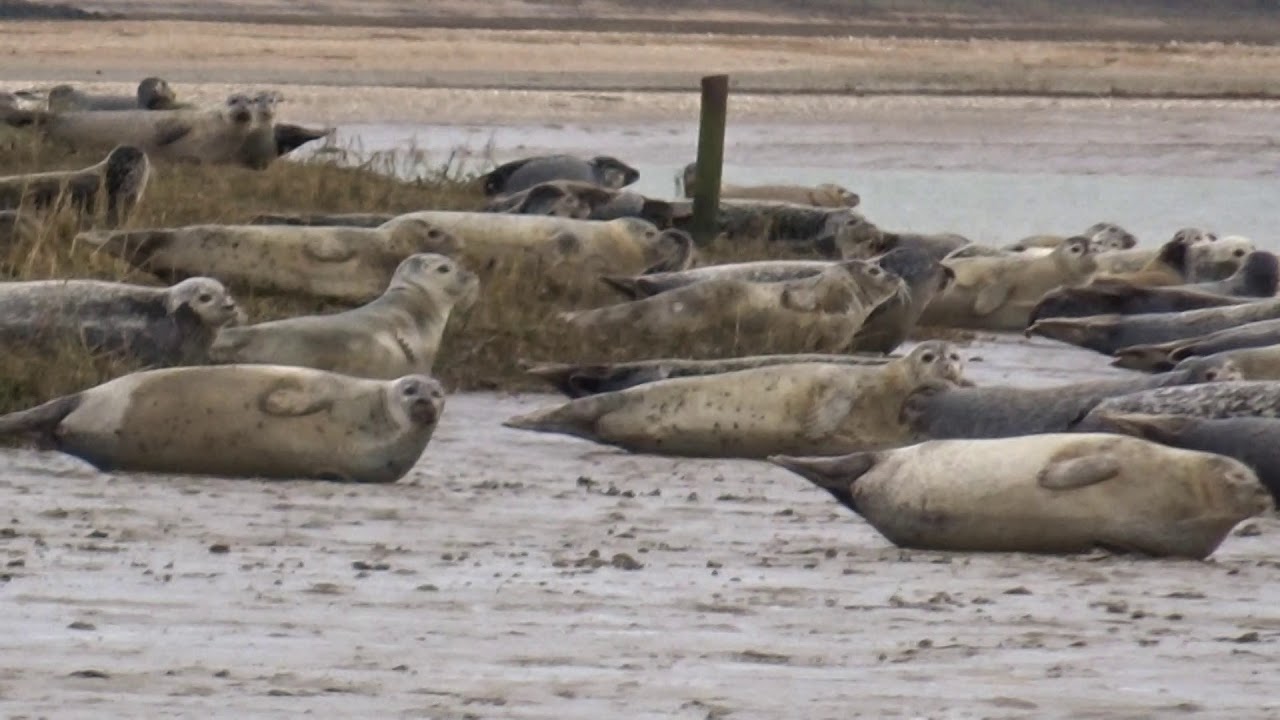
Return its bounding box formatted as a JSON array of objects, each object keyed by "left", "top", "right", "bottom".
[
  {"left": 402, "top": 384, "right": 419, "bottom": 397},
  {"left": 1205, "top": 371, "right": 1218, "bottom": 380},
  {"left": 197, "top": 293, "right": 213, "bottom": 303},
  {"left": 921, "top": 352, "right": 936, "bottom": 363},
  {"left": 950, "top": 353, "right": 960, "bottom": 361},
  {"left": 1234, "top": 249, "right": 1246, "bottom": 258}
]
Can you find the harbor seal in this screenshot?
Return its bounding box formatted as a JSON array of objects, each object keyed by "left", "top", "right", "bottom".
[
  {"left": 503, "top": 341, "right": 968, "bottom": 458},
  {"left": 601, "top": 260, "right": 834, "bottom": 300},
  {"left": 560, "top": 259, "right": 904, "bottom": 352},
  {"left": 46, "top": 77, "right": 178, "bottom": 112},
  {"left": 487, "top": 180, "right": 674, "bottom": 227},
  {"left": 78, "top": 216, "right": 462, "bottom": 302},
  {"left": 272, "top": 123, "right": 334, "bottom": 158},
  {"left": 1090, "top": 232, "right": 1193, "bottom": 287},
  {"left": 849, "top": 246, "right": 957, "bottom": 353},
  {"left": 1187, "top": 250, "right": 1279, "bottom": 298},
  {"left": 1186, "top": 235, "right": 1254, "bottom": 282},
  {"left": 900, "top": 355, "right": 1240, "bottom": 441},
  {"left": 1091, "top": 227, "right": 1213, "bottom": 276},
  {"left": 0, "top": 277, "right": 241, "bottom": 366},
  {"left": 1075, "top": 381, "right": 1280, "bottom": 431},
  {"left": 769, "top": 433, "right": 1270, "bottom": 559},
  {"left": 0, "top": 366, "right": 445, "bottom": 483},
  {"left": 1006, "top": 222, "right": 1137, "bottom": 254},
  {"left": 678, "top": 162, "right": 859, "bottom": 208},
  {"left": 1110, "top": 318, "right": 1280, "bottom": 372},
  {"left": 1028, "top": 298, "right": 1280, "bottom": 357},
  {"left": 1026, "top": 280, "right": 1245, "bottom": 324},
  {"left": 1170, "top": 345, "right": 1280, "bottom": 381},
  {"left": 208, "top": 253, "right": 478, "bottom": 378},
  {"left": 918, "top": 235, "right": 1096, "bottom": 332},
  {"left": 481, "top": 155, "right": 639, "bottom": 196},
  {"left": 0, "top": 145, "right": 149, "bottom": 224},
  {"left": 1093, "top": 412, "right": 1280, "bottom": 503},
  {"left": 522, "top": 352, "right": 895, "bottom": 398},
  {"left": 858, "top": 231, "right": 972, "bottom": 264}
]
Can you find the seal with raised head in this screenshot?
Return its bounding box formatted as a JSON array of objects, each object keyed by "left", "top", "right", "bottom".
[
  {"left": 1186, "top": 235, "right": 1255, "bottom": 282},
  {"left": 1093, "top": 412, "right": 1280, "bottom": 503},
  {"left": 78, "top": 216, "right": 462, "bottom": 302},
  {"left": 1089, "top": 232, "right": 1195, "bottom": 287},
  {"left": 1027, "top": 280, "right": 1245, "bottom": 325},
  {"left": 1110, "top": 318, "right": 1280, "bottom": 372},
  {"left": 918, "top": 235, "right": 1096, "bottom": 332},
  {"left": 1074, "top": 380, "right": 1280, "bottom": 432},
  {"left": 46, "top": 77, "right": 179, "bottom": 112},
  {"left": 522, "top": 352, "right": 894, "bottom": 398},
  {"left": 0, "top": 276, "right": 241, "bottom": 365},
  {"left": 769, "top": 433, "right": 1270, "bottom": 559},
  {"left": 851, "top": 246, "right": 957, "bottom": 353},
  {"left": 503, "top": 341, "right": 968, "bottom": 458},
  {"left": 209, "top": 254, "right": 478, "bottom": 378},
  {"left": 678, "top": 161, "right": 859, "bottom": 208},
  {"left": 1028, "top": 298, "right": 1280, "bottom": 357},
  {"left": 560, "top": 259, "right": 904, "bottom": 352},
  {"left": 1187, "top": 250, "right": 1279, "bottom": 298},
  {"left": 1091, "top": 227, "right": 1214, "bottom": 276},
  {"left": 901, "top": 355, "right": 1240, "bottom": 441},
  {"left": 481, "top": 155, "right": 639, "bottom": 196},
  {"left": 0, "top": 366, "right": 445, "bottom": 483},
  {"left": 1006, "top": 222, "right": 1138, "bottom": 254},
  {"left": 0, "top": 145, "right": 149, "bottom": 225}
]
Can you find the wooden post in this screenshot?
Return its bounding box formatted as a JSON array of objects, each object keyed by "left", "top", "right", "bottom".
[{"left": 690, "top": 74, "right": 729, "bottom": 247}]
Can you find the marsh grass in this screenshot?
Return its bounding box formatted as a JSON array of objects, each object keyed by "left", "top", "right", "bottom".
[{"left": 0, "top": 130, "right": 837, "bottom": 414}]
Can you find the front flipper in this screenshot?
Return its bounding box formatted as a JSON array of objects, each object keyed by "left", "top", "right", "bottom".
[
  {"left": 258, "top": 378, "right": 337, "bottom": 418},
  {"left": 1038, "top": 454, "right": 1122, "bottom": 490},
  {"left": 973, "top": 281, "right": 1011, "bottom": 317},
  {"left": 302, "top": 235, "right": 357, "bottom": 263}
]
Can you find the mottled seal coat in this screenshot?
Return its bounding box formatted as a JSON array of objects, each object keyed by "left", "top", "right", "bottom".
[
  {"left": 667, "top": 199, "right": 864, "bottom": 256},
  {"left": 79, "top": 216, "right": 462, "bottom": 302},
  {"left": 1186, "top": 235, "right": 1254, "bottom": 282},
  {"left": 209, "top": 254, "right": 478, "bottom": 379},
  {"left": 523, "top": 352, "right": 895, "bottom": 398},
  {"left": 388, "top": 211, "right": 694, "bottom": 280},
  {"left": 0, "top": 145, "right": 149, "bottom": 224},
  {"left": 485, "top": 180, "right": 674, "bottom": 228},
  {"left": 900, "top": 355, "right": 1240, "bottom": 441},
  {"left": 918, "top": 235, "right": 1096, "bottom": 332},
  {"left": 1028, "top": 298, "right": 1280, "bottom": 357},
  {"left": 0, "top": 366, "right": 445, "bottom": 483},
  {"left": 678, "top": 162, "right": 860, "bottom": 208},
  {"left": 481, "top": 155, "right": 639, "bottom": 196},
  {"left": 1110, "top": 318, "right": 1280, "bottom": 372},
  {"left": 602, "top": 260, "right": 834, "bottom": 300},
  {"left": 1094, "top": 413, "right": 1280, "bottom": 503},
  {"left": 1027, "top": 280, "right": 1245, "bottom": 324},
  {"left": 46, "top": 77, "right": 178, "bottom": 112},
  {"left": 560, "top": 260, "right": 903, "bottom": 351},
  {"left": 1187, "top": 251, "right": 1279, "bottom": 298},
  {"left": 1076, "top": 381, "right": 1280, "bottom": 430},
  {"left": 1172, "top": 345, "right": 1280, "bottom": 381},
  {"left": 503, "top": 341, "right": 968, "bottom": 458},
  {"left": 0, "top": 277, "right": 240, "bottom": 366},
  {"left": 770, "top": 434, "right": 1270, "bottom": 559}
]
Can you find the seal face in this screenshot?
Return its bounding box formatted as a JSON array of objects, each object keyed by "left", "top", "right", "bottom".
[{"left": 769, "top": 433, "right": 1271, "bottom": 559}]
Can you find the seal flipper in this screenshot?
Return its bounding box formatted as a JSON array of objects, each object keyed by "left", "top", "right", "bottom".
[
  {"left": 1110, "top": 343, "right": 1178, "bottom": 373},
  {"left": 258, "top": 380, "right": 336, "bottom": 417},
  {"left": 273, "top": 123, "right": 333, "bottom": 157},
  {"left": 768, "top": 453, "right": 879, "bottom": 514},
  {"left": 206, "top": 326, "right": 251, "bottom": 363},
  {"left": 153, "top": 119, "right": 194, "bottom": 147},
  {"left": 1088, "top": 412, "right": 1193, "bottom": 444},
  {"left": 973, "top": 281, "right": 1011, "bottom": 317},
  {"left": 502, "top": 393, "right": 629, "bottom": 441},
  {"left": 0, "top": 394, "right": 83, "bottom": 447},
  {"left": 1037, "top": 455, "right": 1122, "bottom": 490},
  {"left": 599, "top": 275, "right": 647, "bottom": 300},
  {"left": 302, "top": 235, "right": 357, "bottom": 263}
]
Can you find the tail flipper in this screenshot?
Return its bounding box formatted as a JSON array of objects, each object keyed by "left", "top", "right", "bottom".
[
  {"left": 768, "top": 453, "right": 878, "bottom": 514},
  {"left": 502, "top": 394, "right": 626, "bottom": 441},
  {"left": 0, "top": 394, "right": 82, "bottom": 444}
]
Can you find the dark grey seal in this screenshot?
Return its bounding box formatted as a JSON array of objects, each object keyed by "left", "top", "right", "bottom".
[
  {"left": 1027, "top": 280, "right": 1245, "bottom": 325},
  {"left": 849, "top": 246, "right": 956, "bottom": 354},
  {"left": 481, "top": 155, "right": 639, "bottom": 196},
  {"left": 0, "top": 277, "right": 241, "bottom": 365},
  {"left": 1075, "top": 381, "right": 1280, "bottom": 432},
  {"left": 901, "top": 355, "right": 1239, "bottom": 440},
  {"left": 1027, "top": 298, "right": 1280, "bottom": 357},
  {"left": 1112, "top": 318, "right": 1280, "bottom": 372},
  {"left": 667, "top": 199, "right": 865, "bottom": 256}
]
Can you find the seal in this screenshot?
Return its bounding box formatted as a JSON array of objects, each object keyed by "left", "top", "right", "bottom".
[
  {"left": 272, "top": 123, "right": 334, "bottom": 158},
  {"left": 665, "top": 199, "right": 867, "bottom": 256},
  {"left": 0, "top": 144, "right": 149, "bottom": 225},
  {"left": 46, "top": 77, "right": 179, "bottom": 112},
  {"left": 559, "top": 259, "right": 904, "bottom": 352},
  {"left": 1026, "top": 280, "right": 1245, "bottom": 325},
  {"left": 917, "top": 235, "right": 1096, "bottom": 332},
  {"left": 0, "top": 277, "right": 241, "bottom": 366},
  {"left": 601, "top": 259, "right": 832, "bottom": 300},
  {"left": 1089, "top": 232, "right": 1194, "bottom": 287},
  {"left": 862, "top": 231, "right": 972, "bottom": 264},
  {"left": 0, "top": 366, "right": 445, "bottom": 483},
  {"left": 486, "top": 180, "right": 674, "bottom": 227},
  {"left": 1092, "top": 412, "right": 1280, "bottom": 503},
  {"left": 481, "top": 155, "right": 639, "bottom": 196},
  {"left": 522, "top": 352, "right": 895, "bottom": 398},
  {"left": 1028, "top": 298, "right": 1280, "bottom": 357},
  {"left": 1075, "top": 380, "right": 1280, "bottom": 431},
  {"left": 1110, "top": 318, "right": 1280, "bottom": 372},
  {"left": 249, "top": 212, "right": 395, "bottom": 228},
  {"left": 1005, "top": 222, "right": 1138, "bottom": 254},
  {"left": 503, "top": 341, "right": 968, "bottom": 458},
  {"left": 1187, "top": 250, "right": 1279, "bottom": 298},
  {"left": 1186, "top": 235, "right": 1254, "bottom": 282},
  {"left": 769, "top": 433, "right": 1270, "bottom": 559},
  {"left": 78, "top": 216, "right": 462, "bottom": 302},
  {"left": 678, "top": 161, "right": 859, "bottom": 208},
  {"left": 1091, "top": 227, "right": 1213, "bottom": 276},
  {"left": 1170, "top": 345, "right": 1280, "bottom": 381},
  {"left": 208, "top": 253, "right": 478, "bottom": 378},
  {"left": 900, "top": 355, "right": 1240, "bottom": 440},
  {"left": 849, "top": 246, "right": 957, "bottom": 353}
]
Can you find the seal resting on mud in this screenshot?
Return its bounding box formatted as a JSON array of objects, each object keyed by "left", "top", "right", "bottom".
[
  {"left": 0, "top": 366, "right": 445, "bottom": 483},
  {"left": 1109, "top": 318, "right": 1280, "bottom": 372},
  {"left": 0, "top": 276, "right": 241, "bottom": 366},
  {"left": 1026, "top": 280, "right": 1245, "bottom": 325},
  {"left": 481, "top": 154, "right": 639, "bottom": 196},
  {"left": 78, "top": 216, "right": 461, "bottom": 302},
  {"left": 1074, "top": 381, "right": 1280, "bottom": 431},
  {"left": 46, "top": 77, "right": 180, "bottom": 112},
  {"left": 1028, "top": 298, "right": 1280, "bottom": 357},
  {"left": 1091, "top": 227, "right": 1215, "bottom": 276},
  {"left": 678, "top": 162, "right": 859, "bottom": 208},
  {"left": 503, "top": 341, "right": 968, "bottom": 458},
  {"left": 900, "top": 355, "right": 1240, "bottom": 440},
  {"left": 1093, "top": 412, "right": 1280, "bottom": 503},
  {"left": 918, "top": 235, "right": 1096, "bottom": 332},
  {"left": 0, "top": 145, "right": 149, "bottom": 224},
  {"left": 559, "top": 259, "right": 904, "bottom": 352},
  {"left": 208, "top": 253, "right": 478, "bottom": 378},
  {"left": 1186, "top": 235, "right": 1255, "bottom": 283},
  {"left": 522, "top": 352, "right": 894, "bottom": 398},
  {"left": 1187, "top": 250, "right": 1279, "bottom": 298},
  {"left": 769, "top": 434, "right": 1270, "bottom": 559}
]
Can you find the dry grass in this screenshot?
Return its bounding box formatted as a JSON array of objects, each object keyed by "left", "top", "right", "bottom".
[{"left": 0, "top": 130, "right": 833, "bottom": 414}]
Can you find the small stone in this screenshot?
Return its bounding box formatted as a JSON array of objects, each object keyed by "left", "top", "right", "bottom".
[
  {"left": 68, "top": 621, "right": 96, "bottom": 631},
  {"left": 208, "top": 543, "right": 230, "bottom": 554},
  {"left": 415, "top": 584, "right": 439, "bottom": 592},
  {"left": 1003, "top": 586, "right": 1031, "bottom": 595},
  {"left": 611, "top": 553, "right": 643, "bottom": 571},
  {"left": 69, "top": 670, "right": 109, "bottom": 679}
]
